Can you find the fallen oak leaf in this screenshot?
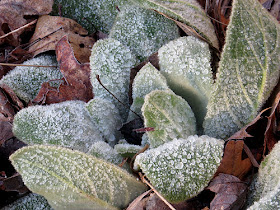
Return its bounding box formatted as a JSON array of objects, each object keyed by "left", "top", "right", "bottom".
[
  {"left": 28, "top": 15, "right": 95, "bottom": 63},
  {"left": 33, "top": 36, "right": 93, "bottom": 104}
]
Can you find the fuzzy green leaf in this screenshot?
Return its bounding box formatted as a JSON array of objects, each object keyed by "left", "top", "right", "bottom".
[
  {"left": 109, "top": 5, "right": 180, "bottom": 62},
  {"left": 158, "top": 36, "right": 213, "bottom": 132},
  {"left": 134, "top": 135, "right": 224, "bottom": 203},
  {"left": 204, "top": 0, "right": 280, "bottom": 139},
  {"left": 13, "top": 101, "right": 104, "bottom": 153},
  {"left": 142, "top": 90, "right": 196, "bottom": 148},
  {"left": 131, "top": 0, "right": 219, "bottom": 49},
  {"left": 0, "top": 55, "right": 62, "bottom": 103},
  {"left": 10, "top": 145, "right": 148, "bottom": 210},
  {"left": 114, "top": 143, "right": 143, "bottom": 158},
  {"left": 90, "top": 38, "right": 137, "bottom": 121}
]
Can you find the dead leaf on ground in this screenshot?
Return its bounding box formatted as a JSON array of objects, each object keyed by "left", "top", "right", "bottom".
[
  {"left": 207, "top": 173, "right": 247, "bottom": 210},
  {"left": 0, "top": 0, "right": 53, "bottom": 46},
  {"left": 127, "top": 190, "right": 151, "bottom": 210},
  {"left": 33, "top": 35, "right": 93, "bottom": 104},
  {"left": 0, "top": 173, "right": 28, "bottom": 194},
  {"left": 28, "top": 15, "right": 95, "bottom": 63},
  {"left": 270, "top": 0, "right": 280, "bottom": 21}
]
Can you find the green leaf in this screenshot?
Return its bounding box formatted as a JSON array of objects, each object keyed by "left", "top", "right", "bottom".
[
  {"left": 90, "top": 38, "right": 137, "bottom": 121},
  {"left": 13, "top": 101, "right": 104, "bottom": 153},
  {"left": 142, "top": 90, "right": 196, "bottom": 148},
  {"left": 203, "top": 0, "right": 280, "bottom": 139},
  {"left": 0, "top": 55, "right": 62, "bottom": 103},
  {"left": 158, "top": 36, "right": 213, "bottom": 132},
  {"left": 127, "top": 62, "right": 170, "bottom": 122},
  {"left": 134, "top": 135, "right": 224, "bottom": 203},
  {"left": 1, "top": 193, "right": 52, "bottom": 210},
  {"left": 131, "top": 0, "right": 219, "bottom": 49},
  {"left": 10, "top": 145, "right": 148, "bottom": 210},
  {"left": 109, "top": 5, "right": 180, "bottom": 62},
  {"left": 114, "top": 143, "right": 143, "bottom": 158}
]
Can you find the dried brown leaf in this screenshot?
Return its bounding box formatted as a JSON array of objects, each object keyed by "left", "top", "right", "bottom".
[
  {"left": 127, "top": 190, "right": 151, "bottom": 210},
  {"left": 33, "top": 36, "right": 93, "bottom": 104},
  {"left": 0, "top": 173, "right": 28, "bottom": 193},
  {"left": 207, "top": 173, "right": 247, "bottom": 210},
  {"left": 0, "top": 0, "right": 53, "bottom": 46},
  {"left": 28, "top": 15, "right": 95, "bottom": 63}
]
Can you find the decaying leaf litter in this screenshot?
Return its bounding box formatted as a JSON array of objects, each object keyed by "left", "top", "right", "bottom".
[{"left": 0, "top": 0, "right": 280, "bottom": 209}]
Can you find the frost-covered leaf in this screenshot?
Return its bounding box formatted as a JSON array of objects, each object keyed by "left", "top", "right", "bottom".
[
  {"left": 109, "top": 5, "right": 180, "bottom": 62},
  {"left": 158, "top": 36, "right": 213, "bottom": 132},
  {"left": 0, "top": 55, "right": 62, "bottom": 103},
  {"left": 86, "top": 98, "right": 123, "bottom": 146},
  {"left": 127, "top": 63, "right": 169, "bottom": 122},
  {"left": 203, "top": 0, "right": 280, "bottom": 139},
  {"left": 247, "top": 141, "right": 280, "bottom": 208},
  {"left": 131, "top": 0, "right": 219, "bottom": 49},
  {"left": 1, "top": 193, "right": 52, "bottom": 210},
  {"left": 10, "top": 145, "right": 148, "bottom": 210},
  {"left": 114, "top": 143, "right": 143, "bottom": 158},
  {"left": 134, "top": 135, "right": 224, "bottom": 203},
  {"left": 142, "top": 90, "right": 196, "bottom": 148},
  {"left": 13, "top": 101, "right": 104, "bottom": 153},
  {"left": 90, "top": 38, "right": 137, "bottom": 121},
  {"left": 52, "top": 0, "right": 127, "bottom": 34}
]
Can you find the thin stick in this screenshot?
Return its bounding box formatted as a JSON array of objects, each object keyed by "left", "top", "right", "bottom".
[
  {"left": 0, "top": 63, "right": 57, "bottom": 68},
  {"left": 96, "top": 74, "right": 143, "bottom": 119},
  {"left": 0, "top": 19, "right": 37, "bottom": 40},
  {"left": 207, "top": 15, "right": 228, "bottom": 26},
  {"left": 140, "top": 174, "right": 176, "bottom": 210},
  {"left": 243, "top": 143, "right": 259, "bottom": 168}
]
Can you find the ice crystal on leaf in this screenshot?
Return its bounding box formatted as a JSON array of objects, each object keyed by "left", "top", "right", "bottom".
[
  {"left": 203, "top": 0, "right": 280, "bottom": 139},
  {"left": 52, "top": 0, "right": 127, "bottom": 33},
  {"left": 127, "top": 62, "right": 170, "bottom": 122},
  {"left": 142, "top": 90, "right": 196, "bottom": 148},
  {"left": 134, "top": 135, "right": 224, "bottom": 203},
  {"left": 10, "top": 145, "right": 148, "bottom": 210},
  {"left": 1, "top": 193, "right": 52, "bottom": 210},
  {"left": 90, "top": 38, "right": 137, "bottom": 121},
  {"left": 247, "top": 141, "right": 280, "bottom": 209},
  {"left": 13, "top": 101, "right": 104, "bottom": 153},
  {"left": 131, "top": 0, "right": 219, "bottom": 49},
  {"left": 0, "top": 55, "right": 62, "bottom": 103},
  {"left": 114, "top": 143, "right": 143, "bottom": 158},
  {"left": 109, "top": 5, "right": 180, "bottom": 62},
  {"left": 158, "top": 36, "right": 213, "bottom": 132},
  {"left": 86, "top": 98, "right": 123, "bottom": 146}
]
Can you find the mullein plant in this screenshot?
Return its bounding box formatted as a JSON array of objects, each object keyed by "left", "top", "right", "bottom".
[{"left": 6, "top": 0, "right": 280, "bottom": 209}]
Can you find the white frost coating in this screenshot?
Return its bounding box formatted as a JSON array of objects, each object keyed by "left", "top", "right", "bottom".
[
  {"left": 109, "top": 5, "right": 180, "bottom": 62},
  {"left": 1, "top": 193, "right": 52, "bottom": 210},
  {"left": 127, "top": 63, "right": 170, "bottom": 122},
  {"left": 114, "top": 143, "right": 143, "bottom": 158},
  {"left": 86, "top": 98, "right": 123, "bottom": 146},
  {"left": 131, "top": 0, "right": 219, "bottom": 49},
  {"left": 158, "top": 36, "right": 213, "bottom": 132},
  {"left": 13, "top": 101, "right": 104, "bottom": 153},
  {"left": 10, "top": 145, "right": 148, "bottom": 210},
  {"left": 53, "top": 0, "right": 128, "bottom": 33},
  {"left": 0, "top": 55, "right": 62, "bottom": 102},
  {"left": 247, "top": 141, "right": 280, "bottom": 208},
  {"left": 203, "top": 0, "right": 280, "bottom": 139},
  {"left": 142, "top": 90, "right": 196, "bottom": 148},
  {"left": 90, "top": 38, "right": 137, "bottom": 121},
  {"left": 134, "top": 135, "right": 224, "bottom": 203}
]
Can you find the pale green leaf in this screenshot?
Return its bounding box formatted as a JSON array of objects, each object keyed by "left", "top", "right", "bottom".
[
  {"left": 109, "top": 5, "right": 180, "bottom": 62},
  {"left": 0, "top": 55, "right": 62, "bottom": 103},
  {"left": 13, "top": 101, "right": 104, "bottom": 153},
  {"left": 158, "top": 36, "right": 213, "bottom": 132},
  {"left": 90, "top": 38, "right": 137, "bottom": 121},
  {"left": 134, "top": 135, "right": 224, "bottom": 203},
  {"left": 114, "top": 143, "right": 143, "bottom": 158},
  {"left": 203, "top": 0, "right": 280, "bottom": 139},
  {"left": 10, "top": 145, "right": 148, "bottom": 210},
  {"left": 142, "top": 90, "right": 196, "bottom": 148},
  {"left": 131, "top": 0, "right": 219, "bottom": 49}
]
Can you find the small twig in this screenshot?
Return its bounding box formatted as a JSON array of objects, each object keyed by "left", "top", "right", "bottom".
[
  {"left": 207, "top": 15, "right": 228, "bottom": 26},
  {"left": 243, "top": 143, "right": 260, "bottom": 168},
  {"left": 139, "top": 173, "right": 176, "bottom": 210},
  {"left": 0, "top": 63, "right": 57, "bottom": 68},
  {"left": 0, "top": 19, "right": 37, "bottom": 40},
  {"left": 96, "top": 74, "right": 143, "bottom": 119},
  {"left": 119, "top": 157, "right": 128, "bottom": 168}
]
